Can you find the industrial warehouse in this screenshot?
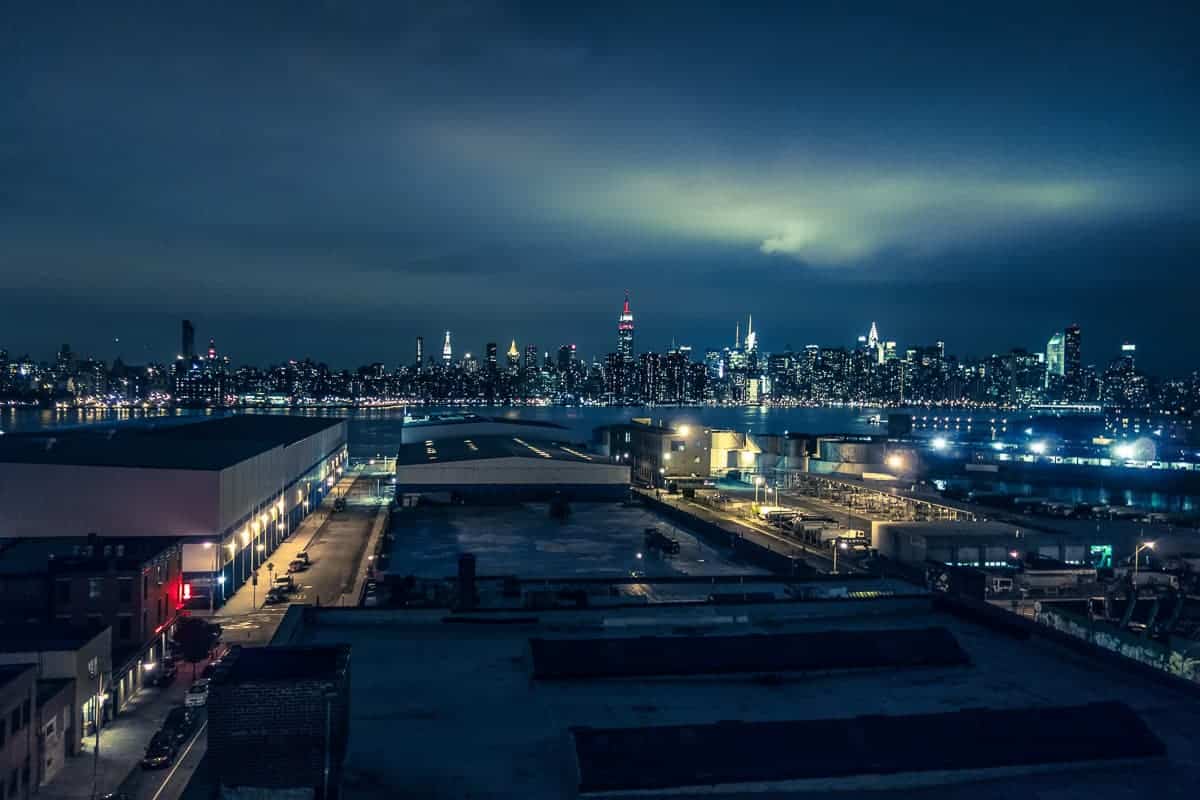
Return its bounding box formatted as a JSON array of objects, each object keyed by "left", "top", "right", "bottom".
[
  {"left": 393, "top": 434, "right": 629, "bottom": 502},
  {"left": 0, "top": 414, "right": 348, "bottom": 607}
]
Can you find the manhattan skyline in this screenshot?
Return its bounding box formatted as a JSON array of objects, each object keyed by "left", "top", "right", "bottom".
[{"left": 4, "top": 3, "right": 1199, "bottom": 371}]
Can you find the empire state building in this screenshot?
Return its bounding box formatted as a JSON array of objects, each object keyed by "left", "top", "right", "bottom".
[{"left": 617, "top": 292, "right": 634, "bottom": 364}]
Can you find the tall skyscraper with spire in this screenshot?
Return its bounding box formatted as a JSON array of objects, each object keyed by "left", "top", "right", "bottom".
[
  {"left": 506, "top": 339, "right": 520, "bottom": 370},
  {"left": 442, "top": 330, "right": 453, "bottom": 363},
  {"left": 867, "top": 321, "right": 883, "bottom": 364},
  {"left": 617, "top": 292, "right": 635, "bottom": 364},
  {"left": 744, "top": 315, "right": 757, "bottom": 354}
]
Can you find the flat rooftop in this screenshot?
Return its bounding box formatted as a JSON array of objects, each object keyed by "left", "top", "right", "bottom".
[
  {"left": 214, "top": 644, "right": 349, "bottom": 684},
  {"left": 289, "top": 599, "right": 1200, "bottom": 799},
  {"left": 402, "top": 413, "right": 567, "bottom": 431},
  {"left": 0, "top": 623, "right": 104, "bottom": 653},
  {"left": 0, "top": 414, "right": 344, "bottom": 470},
  {"left": 396, "top": 435, "right": 601, "bottom": 466},
  {"left": 386, "top": 502, "right": 772, "bottom": 593},
  {"left": 0, "top": 536, "right": 180, "bottom": 575}
]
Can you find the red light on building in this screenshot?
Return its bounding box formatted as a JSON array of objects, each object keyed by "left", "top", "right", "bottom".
[{"left": 182, "top": 583, "right": 191, "bottom": 601}]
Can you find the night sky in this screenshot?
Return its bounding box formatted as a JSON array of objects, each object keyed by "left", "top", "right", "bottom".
[{"left": 3, "top": 3, "right": 1198, "bottom": 372}]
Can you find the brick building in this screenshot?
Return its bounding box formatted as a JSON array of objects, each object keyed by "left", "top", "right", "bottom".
[
  {"left": 0, "top": 665, "right": 36, "bottom": 800},
  {"left": 0, "top": 536, "right": 182, "bottom": 712},
  {"left": 209, "top": 645, "right": 351, "bottom": 800}
]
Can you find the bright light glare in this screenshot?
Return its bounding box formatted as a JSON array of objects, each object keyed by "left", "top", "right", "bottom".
[
  {"left": 755, "top": 476, "right": 764, "bottom": 485},
  {"left": 636, "top": 552, "right": 643, "bottom": 559},
  {"left": 990, "top": 441, "right": 1004, "bottom": 451},
  {"left": 1113, "top": 443, "right": 1135, "bottom": 460},
  {"left": 677, "top": 425, "right": 691, "bottom": 437},
  {"left": 886, "top": 454, "right": 904, "bottom": 470},
  {"left": 1029, "top": 441, "right": 1047, "bottom": 455},
  {"left": 931, "top": 437, "right": 948, "bottom": 451}
]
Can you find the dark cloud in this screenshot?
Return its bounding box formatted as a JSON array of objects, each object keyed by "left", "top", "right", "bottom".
[{"left": 1, "top": 2, "right": 1198, "bottom": 372}]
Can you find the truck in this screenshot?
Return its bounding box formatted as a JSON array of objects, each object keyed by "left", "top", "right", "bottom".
[{"left": 643, "top": 528, "right": 681, "bottom": 556}]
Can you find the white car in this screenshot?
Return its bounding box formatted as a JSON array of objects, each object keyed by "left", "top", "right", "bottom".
[{"left": 185, "top": 679, "right": 210, "bottom": 708}]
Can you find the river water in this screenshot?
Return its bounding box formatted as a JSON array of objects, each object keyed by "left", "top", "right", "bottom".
[{"left": 3, "top": 405, "right": 1194, "bottom": 511}]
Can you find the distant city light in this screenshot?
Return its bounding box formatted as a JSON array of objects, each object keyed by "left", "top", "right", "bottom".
[
  {"left": 886, "top": 454, "right": 904, "bottom": 470},
  {"left": 1029, "top": 441, "right": 1047, "bottom": 455},
  {"left": 990, "top": 441, "right": 1004, "bottom": 451},
  {"left": 931, "top": 436, "right": 948, "bottom": 451},
  {"left": 1113, "top": 442, "right": 1136, "bottom": 460}
]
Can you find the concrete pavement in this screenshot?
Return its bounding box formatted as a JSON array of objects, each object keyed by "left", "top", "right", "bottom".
[
  {"left": 142, "top": 472, "right": 385, "bottom": 800},
  {"left": 37, "top": 659, "right": 210, "bottom": 800}
]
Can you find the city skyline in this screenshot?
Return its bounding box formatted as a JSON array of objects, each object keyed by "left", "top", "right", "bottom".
[{"left": 4, "top": 4, "right": 1200, "bottom": 370}]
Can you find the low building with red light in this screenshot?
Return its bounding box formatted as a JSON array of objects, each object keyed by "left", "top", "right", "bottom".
[{"left": 0, "top": 535, "right": 182, "bottom": 714}]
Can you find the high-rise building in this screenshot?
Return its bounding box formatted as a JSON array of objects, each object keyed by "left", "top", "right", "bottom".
[
  {"left": 617, "top": 292, "right": 634, "bottom": 365},
  {"left": 524, "top": 344, "right": 539, "bottom": 373},
  {"left": 1063, "top": 324, "right": 1082, "bottom": 401},
  {"left": 415, "top": 336, "right": 424, "bottom": 368},
  {"left": 556, "top": 344, "right": 576, "bottom": 372},
  {"left": 485, "top": 342, "right": 498, "bottom": 372},
  {"left": 1045, "top": 332, "right": 1065, "bottom": 383},
  {"left": 182, "top": 319, "right": 195, "bottom": 359},
  {"left": 506, "top": 340, "right": 520, "bottom": 370},
  {"left": 441, "top": 331, "right": 452, "bottom": 363}
]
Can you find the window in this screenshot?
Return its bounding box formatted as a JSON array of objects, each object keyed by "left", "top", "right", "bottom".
[
  {"left": 671, "top": 440, "right": 686, "bottom": 452},
  {"left": 118, "top": 578, "right": 132, "bottom": 603},
  {"left": 88, "top": 577, "right": 103, "bottom": 601},
  {"left": 118, "top": 615, "right": 132, "bottom": 640},
  {"left": 55, "top": 579, "right": 71, "bottom": 604}
]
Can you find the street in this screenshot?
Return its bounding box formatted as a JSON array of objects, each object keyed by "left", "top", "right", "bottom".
[{"left": 36, "top": 471, "right": 384, "bottom": 800}]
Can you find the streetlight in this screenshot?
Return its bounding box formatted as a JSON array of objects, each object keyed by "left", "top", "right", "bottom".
[
  {"left": 754, "top": 475, "right": 764, "bottom": 503},
  {"left": 886, "top": 454, "right": 904, "bottom": 472},
  {"left": 1134, "top": 541, "right": 1155, "bottom": 577},
  {"left": 832, "top": 539, "right": 848, "bottom": 574}
]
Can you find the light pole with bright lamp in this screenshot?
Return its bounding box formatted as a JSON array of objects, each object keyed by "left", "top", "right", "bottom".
[
  {"left": 832, "top": 539, "right": 848, "bottom": 574},
  {"left": 754, "top": 475, "right": 764, "bottom": 503},
  {"left": 1134, "top": 541, "right": 1155, "bottom": 577}
]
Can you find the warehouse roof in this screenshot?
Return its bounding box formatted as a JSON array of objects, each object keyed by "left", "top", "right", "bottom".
[
  {"left": 402, "top": 413, "right": 567, "bottom": 431},
  {"left": 0, "top": 415, "right": 344, "bottom": 470},
  {"left": 395, "top": 435, "right": 603, "bottom": 466}
]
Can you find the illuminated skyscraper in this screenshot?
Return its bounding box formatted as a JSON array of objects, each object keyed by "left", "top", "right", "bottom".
[
  {"left": 506, "top": 339, "right": 520, "bottom": 370},
  {"left": 617, "top": 292, "right": 634, "bottom": 365},
  {"left": 415, "top": 336, "right": 424, "bottom": 368},
  {"left": 485, "top": 342, "right": 498, "bottom": 372},
  {"left": 1045, "top": 332, "right": 1065, "bottom": 383},
  {"left": 1063, "top": 324, "right": 1082, "bottom": 401},
  {"left": 442, "top": 330, "right": 452, "bottom": 363}
]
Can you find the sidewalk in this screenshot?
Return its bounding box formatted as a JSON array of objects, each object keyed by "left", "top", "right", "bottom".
[
  {"left": 38, "top": 665, "right": 200, "bottom": 800},
  {"left": 215, "top": 474, "right": 358, "bottom": 620}
]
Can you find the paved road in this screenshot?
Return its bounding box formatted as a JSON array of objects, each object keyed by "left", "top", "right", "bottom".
[{"left": 113, "top": 474, "right": 383, "bottom": 800}]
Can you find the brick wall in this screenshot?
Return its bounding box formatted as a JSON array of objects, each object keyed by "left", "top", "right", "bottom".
[{"left": 209, "top": 647, "right": 350, "bottom": 799}]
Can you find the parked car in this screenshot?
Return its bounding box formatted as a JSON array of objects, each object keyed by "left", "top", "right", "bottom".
[
  {"left": 295, "top": 551, "right": 311, "bottom": 566},
  {"left": 146, "top": 657, "right": 177, "bottom": 687},
  {"left": 141, "top": 732, "right": 178, "bottom": 769},
  {"left": 287, "top": 558, "right": 307, "bottom": 574},
  {"left": 264, "top": 587, "right": 289, "bottom": 605},
  {"left": 161, "top": 706, "right": 197, "bottom": 745},
  {"left": 273, "top": 574, "right": 296, "bottom": 593},
  {"left": 185, "top": 679, "right": 210, "bottom": 708}
]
